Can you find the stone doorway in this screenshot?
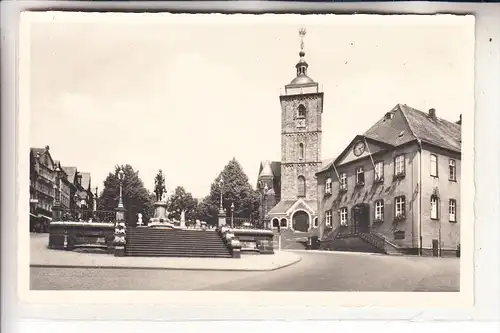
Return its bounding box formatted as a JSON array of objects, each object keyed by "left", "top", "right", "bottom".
[
  {"left": 351, "top": 203, "right": 370, "bottom": 233},
  {"left": 292, "top": 210, "right": 309, "bottom": 232}
]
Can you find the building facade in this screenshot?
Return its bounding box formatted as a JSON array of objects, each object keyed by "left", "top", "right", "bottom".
[
  {"left": 61, "top": 167, "right": 95, "bottom": 212},
  {"left": 257, "top": 30, "right": 328, "bottom": 232},
  {"left": 316, "top": 104, "right": 461, "bottom": 254},
  {"left": 29, "top": 146, "right": 95, "bottom": 229},
  {"left": 30, "top": 146, "right": 56, "bottom": 231},
  {"left": 52, "top": 160, "right": 72, "bottom": 219}
]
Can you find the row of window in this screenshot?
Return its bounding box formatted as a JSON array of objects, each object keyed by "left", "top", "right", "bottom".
[
  {"left": 325, "top": 155, "right": 458, "bottom": 194},
  {"left": 37, "top": 167, "right": 56, "bottom": 182},
  {"left": 324, "top": 196, "right": 458, "bottom": 227},
  {"left": 431, "top": 154, "right": 457, "bottom": 181},
  {"left": 35, "top": 182, "right": 55, "bottom": 197}
]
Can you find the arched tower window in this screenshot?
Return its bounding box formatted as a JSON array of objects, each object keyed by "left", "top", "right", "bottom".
[
  {"left": 297, "top": 176, "right": 306, "bottom": 197},
  {"left": 298, "top": 104, "right": 306, "bottom": 118},
  {"left": 299, "top": 143, "right": 304, "bottom": 160}
]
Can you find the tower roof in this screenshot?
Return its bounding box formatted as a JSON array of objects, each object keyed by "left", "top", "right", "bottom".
[
  {"left": 290, "top": 74, "right": 315, "bottom": 85},
  {"left": 288, "top": 28, "right": 315, "bottom": 86},
  {"left": 259, "top": 160, "right": 274, "bottom": 177}
]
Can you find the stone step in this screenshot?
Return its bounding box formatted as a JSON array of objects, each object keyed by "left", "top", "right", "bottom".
[
  {"left": 125, "top": 245, "right": 229, "bottom": 250},
  {"left": 125, "top": 228, "right": 231, "bottom": 258},
  {"left": 126, "top": 248, "right": 230, "bottom": 253},
  {"left": 127, "top": 237, "right": 221, "bottom": 240},
  {"left": 125, "top": 252, "right": 232, "bottom": 258}
]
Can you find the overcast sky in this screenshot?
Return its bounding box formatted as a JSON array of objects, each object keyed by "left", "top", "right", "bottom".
[{"left": 27, "top": 13, "right": 474, "bottom": 199}]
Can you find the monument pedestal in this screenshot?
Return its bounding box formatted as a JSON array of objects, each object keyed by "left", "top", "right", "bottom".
[
  {"left": 115, "top": 206, "right": 126, "bottom": 221},
  {"left": 218, "top": 208, "right": 227, "bottom": 228},
  {"left": 180, "top": 210, "right": 186, "bottom": 229},
  {"left": 149, "top": 201, "right": 169, "bottom": 223}
]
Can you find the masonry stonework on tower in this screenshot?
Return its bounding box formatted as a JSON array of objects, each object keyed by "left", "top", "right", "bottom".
[{"left": 257, "top": 29, "right": 328, "bottom": 233}]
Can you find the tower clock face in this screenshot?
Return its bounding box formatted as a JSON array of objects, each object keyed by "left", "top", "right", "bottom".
[{"left": 353, "top": 141, "right": 365, "bottom": 156}]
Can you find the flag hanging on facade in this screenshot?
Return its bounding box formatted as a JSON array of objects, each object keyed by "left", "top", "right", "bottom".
[
  {"left": 331, "top": 160, "right": 341, "bottom": 181},
  {"left": 363, "top": 136, "right": 376, "bottom": 171}
]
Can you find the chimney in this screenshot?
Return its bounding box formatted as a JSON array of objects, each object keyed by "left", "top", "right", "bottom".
[
  {"left": 456, "top": 114, "right": 462, "bottom": 125},
  {"left": 428, "top": 108, "right": 436, "bottom": 120}
]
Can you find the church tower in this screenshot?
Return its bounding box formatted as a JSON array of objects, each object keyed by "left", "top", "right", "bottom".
[{"left": 279, "top": 28, "right": 323, "bottom": 202}]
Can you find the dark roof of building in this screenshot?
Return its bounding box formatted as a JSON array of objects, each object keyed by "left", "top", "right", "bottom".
[
  {"left": 268, "top": 198, "right": 317, "bottom": 215},
  {"left": 364, "top": 104, "right": 461, "bottom": 152},
  {"left": 62, "top": 166, "right": 77, "bottom": 183},
  {"left": 289, "top": 75, "right": 314, "bottom": 85},
  {"left": 30, "top": 147, "right": 46, "bottom": 157},
  {"left": 317, "top": 158, "right": 336, "bottom": 174},
  {"left": 258, "top": 161, "right": 281, "bottom": 179},
  {"left": 267, "top": 200, "right": 296, "bottom": 215},
  {"left": 317, "top": 104, "right": 461, "bottom": 175},
  {"left": 80, "top": 172, "right": 91, "bottom": 190},
  {"left": 400, "top": 104, "right": 461, "bottom": 152}
]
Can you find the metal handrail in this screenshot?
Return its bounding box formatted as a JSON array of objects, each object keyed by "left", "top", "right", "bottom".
[{"left": 55, "top": 208, "right": 117, "bottom": 222}]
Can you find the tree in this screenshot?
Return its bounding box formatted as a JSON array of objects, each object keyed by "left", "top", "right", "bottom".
[
  {"left": 98, "top": 164, "right": 155, "bottom": 226},
  {"left": 203, "top": 158, "right": 261, "bottom": 225},
  {"left": 193, "top": 196, "right": 218, "bottom": 223},
  {"left": 167, "top": 186, "right": 196, "bottom": 221}
]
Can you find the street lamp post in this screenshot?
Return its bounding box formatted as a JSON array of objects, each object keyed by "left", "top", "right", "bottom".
[
  {"left": 116, "top": 169, "right": 125, "bottom": 221},
  {"left": 263, "top": 183, "right": 269, "bottom": 229},
  {"left": 219, "top": 177, "right": 224, "bottom": 212},
  {"left": 114, "top": 168, "right": 127, "bottom": 257},
  {"left": 217, "top": 177, "right": 227, "bottom": 227},
  {"left": 52, "top": 184, "right": 58, "bottom": 221},
  {"left": 73, "top": 193, "right": 79, "bottom": 221},
  {"left": 231, "top": 202, "right": 234, "bottom": 228}
]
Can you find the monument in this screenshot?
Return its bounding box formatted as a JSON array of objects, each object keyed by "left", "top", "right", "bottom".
[
  {"left": 149, "top": 169, "right": 173, "bottom": 227},
  {"left": 180, "top": 210, "right": 186, "bottom": 228}
]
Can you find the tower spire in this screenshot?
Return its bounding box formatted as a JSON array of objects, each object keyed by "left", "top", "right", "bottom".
[
  {"left": 299, "top": 28, "right": 306, "bottom": 58},
  {"left": 296, "top": 28, "right": 308, "bottom": 77}
]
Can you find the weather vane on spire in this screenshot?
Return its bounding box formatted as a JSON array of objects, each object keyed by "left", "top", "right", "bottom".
[{"left": 299, "top": 28, "right": 307, "bottom": 51}]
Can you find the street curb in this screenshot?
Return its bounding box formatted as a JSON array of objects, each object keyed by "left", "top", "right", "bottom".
[
  {"left": 288, "top": 249, "right": 381, "bottom": 256},
  {"left": 29, "top": 257, "right": 302, "bottom": 272}
]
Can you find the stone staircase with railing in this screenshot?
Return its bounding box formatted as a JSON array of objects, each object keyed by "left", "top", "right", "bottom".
[
  {"left": 125, "top": 227, "right": 232, "bottom": 258},
  {"left": 318, "top": 222, "right": 393, "bottom": 254}
]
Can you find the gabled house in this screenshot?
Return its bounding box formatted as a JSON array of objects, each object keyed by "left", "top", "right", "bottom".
[
  {"left": 52, "top": 160, "right": 72, "bottom": 219},
  {"left": 79, "top": 172, "right": 94, "bottom": 210},
  {"left": 29, "top": 146, "right": 56, "bottom": 231},
  {"left": 62, "top": 166, "right": 79, "bottom": 210},
  {"left": 316, "top": 104, "right": 461, "bottom": 255}
]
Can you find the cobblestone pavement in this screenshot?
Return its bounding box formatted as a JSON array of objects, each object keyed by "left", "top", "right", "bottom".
[{"left": 30, "top": 250, "right": 459, "bottom": 291}]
